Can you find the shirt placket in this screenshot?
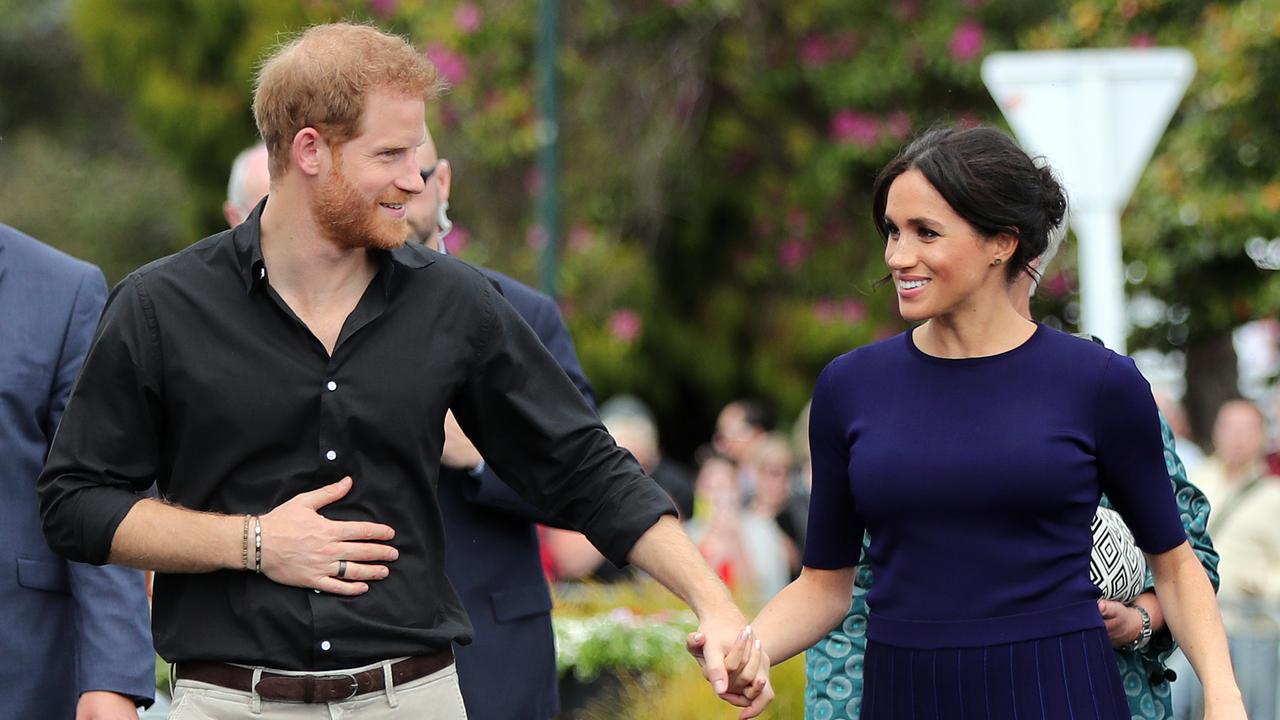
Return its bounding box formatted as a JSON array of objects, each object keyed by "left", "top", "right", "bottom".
[{"left": 309, "top": 346, "right": 349, "bottom": 661}]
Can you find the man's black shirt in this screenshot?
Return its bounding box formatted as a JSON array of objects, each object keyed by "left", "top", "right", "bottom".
[{"left": 38, "top": 203, "right": 674, "bottom": 670}]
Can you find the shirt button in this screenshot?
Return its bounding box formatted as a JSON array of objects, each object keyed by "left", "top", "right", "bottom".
[
  {"left": 314, "top": 589, "right": 321, "bottom": 594},
  {"left": 320, "top": 640, "right": 332, "bottom": 651},
  {"left": 326, "top": 381, "right": 338, "bottom": 392},
  {"left": 325, "top": 450, "right": 337, "bottom": 461}
]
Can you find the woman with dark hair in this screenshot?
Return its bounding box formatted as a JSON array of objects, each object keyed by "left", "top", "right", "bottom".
[{"left": 704, "top": 126, "right": 1244, "bottom": 719}]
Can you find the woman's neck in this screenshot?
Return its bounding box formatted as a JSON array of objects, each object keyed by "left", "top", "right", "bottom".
[{"left": 913, "top": 299, "right": 1037, "bottom": 359}]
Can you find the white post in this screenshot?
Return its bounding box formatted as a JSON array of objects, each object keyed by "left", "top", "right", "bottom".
[{"left": 1073, "top": 208, "right": 1127, "bottom": 353}]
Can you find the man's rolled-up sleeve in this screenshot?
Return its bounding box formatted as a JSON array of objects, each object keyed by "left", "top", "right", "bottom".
[
  {"left": 39, "top": 274, "right": 165, "bottom": 565},
  {"left": 450, "top": 280, "right": 675, "bottom": 567}
]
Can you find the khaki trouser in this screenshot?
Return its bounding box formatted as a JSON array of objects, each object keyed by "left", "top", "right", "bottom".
[{"left": 168, "top": 658, "right": 468, "bottom": 720}]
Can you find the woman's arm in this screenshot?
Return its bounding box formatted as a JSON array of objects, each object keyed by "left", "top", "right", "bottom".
[
  {"left": 752, "top": 566, "right": 857, "bottom": 665},
  {"left": 1148, "top": 541, "right": 1245, "bottom": 717}
]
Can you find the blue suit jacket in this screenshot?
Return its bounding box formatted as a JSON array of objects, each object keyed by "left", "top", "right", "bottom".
[
  {"left": 0, "top": 225, "right": 155, "bottom": 716},
  {"left": 440, "top": 267, "right": 594, "bottom": 720}
]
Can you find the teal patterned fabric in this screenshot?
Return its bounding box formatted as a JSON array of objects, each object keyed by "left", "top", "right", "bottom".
[{"left": 804, "top": 413, "right": 1220, "bottom": 720}]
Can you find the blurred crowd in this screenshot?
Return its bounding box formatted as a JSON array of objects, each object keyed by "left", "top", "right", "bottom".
[{"left": 540, "top": 397, "right": 812, "bottom": 608}]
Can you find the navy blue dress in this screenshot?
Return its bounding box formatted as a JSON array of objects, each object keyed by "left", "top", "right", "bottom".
[{"left": 804, "top": 325, "right": 1187, "bottom": 718}]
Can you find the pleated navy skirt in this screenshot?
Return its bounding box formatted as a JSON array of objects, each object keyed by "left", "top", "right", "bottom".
[{"left": 860, "top": 627, "right": 1130, "bottom": 719}]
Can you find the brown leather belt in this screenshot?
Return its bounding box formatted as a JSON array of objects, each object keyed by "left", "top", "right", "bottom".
[{"left": 175, "top": 650, "right": 454, "bottom": 703}]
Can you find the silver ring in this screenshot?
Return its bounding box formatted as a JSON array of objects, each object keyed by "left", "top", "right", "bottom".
[{"left": 336, "top": 560, "right": 348, "bottom": 579}]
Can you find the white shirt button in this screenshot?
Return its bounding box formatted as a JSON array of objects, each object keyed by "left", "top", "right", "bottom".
[
  {"left": 326, "top": 381, "right": 338, "bottom": 392},
  {"left": 320, "top": 640, "right": 332, "bottom": 651},
  {"left": 314, "top": 589, "right": 321, "bottom": 594},
  {"left": 325, "top": 450, "right": 337, "bottom": 461}
]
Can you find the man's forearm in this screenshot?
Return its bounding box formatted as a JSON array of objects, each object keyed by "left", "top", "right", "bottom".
[
  {"left": 109, "top": 498, "right": 243, "bottom": 572},
  {"left": 627, "top": 515, "right": 737, "bottom": 617}
]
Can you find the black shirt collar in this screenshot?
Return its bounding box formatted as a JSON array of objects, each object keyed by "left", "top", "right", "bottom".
[{"left": 232, "top": 196, "right": 435, "bottom": 296}]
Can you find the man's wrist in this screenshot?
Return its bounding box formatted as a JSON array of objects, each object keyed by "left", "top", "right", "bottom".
[{"left": 1123, "top": 604, "right": 1152, "bottom": 651}]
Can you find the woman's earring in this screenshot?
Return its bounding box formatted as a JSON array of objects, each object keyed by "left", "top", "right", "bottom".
[{"left": 992, "top": 258, "right": 1003, "bottom": 266}]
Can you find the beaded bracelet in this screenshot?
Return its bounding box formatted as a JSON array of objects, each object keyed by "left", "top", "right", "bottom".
[
  {"left": 242, "top": 515, "right": 252, "bottom": 571},
  {"left": 253, "top": 516, "right": 263, "bottom": 574}
]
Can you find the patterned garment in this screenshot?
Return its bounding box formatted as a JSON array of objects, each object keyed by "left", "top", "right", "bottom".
[{"left": 805, "top": 414, "right": 1221, "bottom": 720}]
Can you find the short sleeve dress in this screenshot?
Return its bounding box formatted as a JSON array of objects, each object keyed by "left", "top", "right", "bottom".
[{"left": 804, "top": 324, "right": 1187, "bottom": 719}]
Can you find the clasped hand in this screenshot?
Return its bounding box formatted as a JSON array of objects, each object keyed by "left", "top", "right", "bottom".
[
  {"left": 686, "top": 623, "right": 775, "bottom": 719},
  {"left": 258, "top": 476, "right": 399, "bottom": 595}
]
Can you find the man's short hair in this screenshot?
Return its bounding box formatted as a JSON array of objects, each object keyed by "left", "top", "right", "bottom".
[{"left": 253, "top": 22, "right": 445, "bottom": 178}]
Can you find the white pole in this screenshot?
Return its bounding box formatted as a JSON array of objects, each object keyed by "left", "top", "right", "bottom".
[{"left": 1073, "top": 208, "right": 1128, "bottom": 353}]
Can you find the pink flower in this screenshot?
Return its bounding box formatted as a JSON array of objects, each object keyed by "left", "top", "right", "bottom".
[
  {"left": 444, "top": 225, "right": 470, "bottom": 255},
  {"left": 454, "top": 3, "right": 484, "bottom": 34},
  {"left": 568, "top": 225, "right": 594, "bottom": 252},
  {"left": 1044, "top": 271, "right": 1072, "bottom": 297},
  {"left": 1129, "top": 33, "right": 1156, "bottom": 48},
  {"left": 884, "top": 111, "right": 912, "bottom": 141},
  {"left": 525, "top": 168, "right": 544, "bottom": 196},
  {"left": 778, "top": 239, "right": 811, "bottom": 270},
  {"left": 813, "top": 299, "right": 837, "bottom": 323},
  {"left": 948, "top": 21, "right": 985, "bottom": 62},
  {"left": 368, "top": 0, "right": 397, "bottom": 17},
  {"left": 424, "top": 45, "right": 469, "bottom": 85},
  {"left": 830, "top": 109, "right": 879, "bottom": 147},
  {"left": 609, "top": 309, "right": 643, "bottom": 343},
  {"left": 526, "top": 225, "right": 547, "bottom": 250},
  {"left": 840, "top": 299, "right": 867, "bottom": 323},
  {"left": 800, "top": 35, "right": 831, "bottom": 68}
]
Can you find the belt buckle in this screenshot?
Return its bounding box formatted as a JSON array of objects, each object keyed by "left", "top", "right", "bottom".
[{"left": 329, "top": 673, "right": 360, "bottom": 701}]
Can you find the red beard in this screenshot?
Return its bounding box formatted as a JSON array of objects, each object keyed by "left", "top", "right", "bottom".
[{"left": 312, "top": 158, "right": 411, "bottom": 251}]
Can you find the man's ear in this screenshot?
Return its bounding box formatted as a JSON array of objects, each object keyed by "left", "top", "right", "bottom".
[
  {"left": 292, "top": 128, "right": 327, "bottom": 177},
  {"left": 435, "top": 159, "right": 453, "bottom": 204}
]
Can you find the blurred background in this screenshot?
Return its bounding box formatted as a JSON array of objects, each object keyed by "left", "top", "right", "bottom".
[{"left": 3, "top": 0, "right": 1277, "bottom": 717}]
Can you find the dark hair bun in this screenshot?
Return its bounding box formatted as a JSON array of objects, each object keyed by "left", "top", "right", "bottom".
[{"left": 1035, "top": 162, "right": 1068, "bottom": 231}]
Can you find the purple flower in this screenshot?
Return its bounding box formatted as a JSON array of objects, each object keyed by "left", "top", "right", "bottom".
[
  {"left": 424, "top": 45, "right": 469, "bottom": 85},
  {"left": 884, "top": 111, "right": 912, "bottom": 141},
  {"left": 454, "top": 3, "right": 484, "bottom": 34},
  {"left": 830, "top": 109, "right": 879, "bottom": 147},
  {"left": 778, "top": 239, "right": 811, "bottom": 270},
  {"left": 799, "top": 35, "right": 831, "bottom": 68},
  {"left": 840, "top": 299, "right": 867, "bottom": 323},
  {"left": 368, "top": 0, "right": 397, "bottom": 17},
  {"left": 948, "top": 21, "right": 985, "bottom": 62},
  {"left": 445, "top": 225, "right": 470, "bottom": 254},
  {"left": 609, "top": 310, "right": 643, "bottom": 343}
]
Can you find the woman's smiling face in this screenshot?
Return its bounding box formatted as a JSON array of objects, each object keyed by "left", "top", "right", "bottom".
[{"left": 882, "top": 169, "right": 1012, "bottom": 323}]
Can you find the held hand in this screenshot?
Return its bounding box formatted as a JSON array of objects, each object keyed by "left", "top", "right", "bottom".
[
  {"left": 75, "top": 691, "right": 138, "bottom": 720},
  {"left": 686, "top": 623, "right": 774, "bottom": 718},
  {"left": 259, "top": 477, "right": 398, "bottom": 596},
  {"left": 441, "top": 410, "right": 484, "bottom": 470},
  {"left": 1097, "top": 599, "right": 1141, "bottom": 649}
]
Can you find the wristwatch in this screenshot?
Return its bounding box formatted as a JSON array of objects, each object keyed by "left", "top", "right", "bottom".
[{"left": 1124, "top": 604, "right": 1152, "bottom": 652}]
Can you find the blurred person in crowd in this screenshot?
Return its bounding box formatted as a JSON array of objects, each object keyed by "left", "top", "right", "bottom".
[
  {"left": 695, "top": 126, "right": 1240, "bottom": 719},
  {"left": 1178, "top": 399, "right": 1280, "bottom": 719},
  {"left": 713, "top": 399, "right": 773, "bottom": 491},
  {"left": 1193, "top": 400, "right": 1280, "bottom": 603},
  {"left": 223, "top": 142, "right": 271, "bottom": 227},
  {"left": 797, "top": 137, "right": 1221, "bottom": 720},
  {"left": 1266, "top": 389, "right": 1280, "bottom": 478},
  {"left": 744, "top": 434, "right": 807, "bottom": 578},
  {"left": 687, "top": 455, "right": 790, "bottom": 603},
  {"left": 40, "top": 23, "right": 764, "bottom": 719},
  {"left": 1154, "top": 389, "right": 1207, "bottom": 477},
  {"left": 599, "top": 394, "right": 695, "bottom": 519},
  {"left": 1, "top": 223, "right": 154, "bottom": 719}
]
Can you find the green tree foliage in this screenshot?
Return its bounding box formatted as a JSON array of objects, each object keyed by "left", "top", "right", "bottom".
[
  {"left": 0, "top": 0, "right": 192, "bottom": 285},
  {"left": 64, "top": 0, "right": 1275, "bottom": 451}
]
